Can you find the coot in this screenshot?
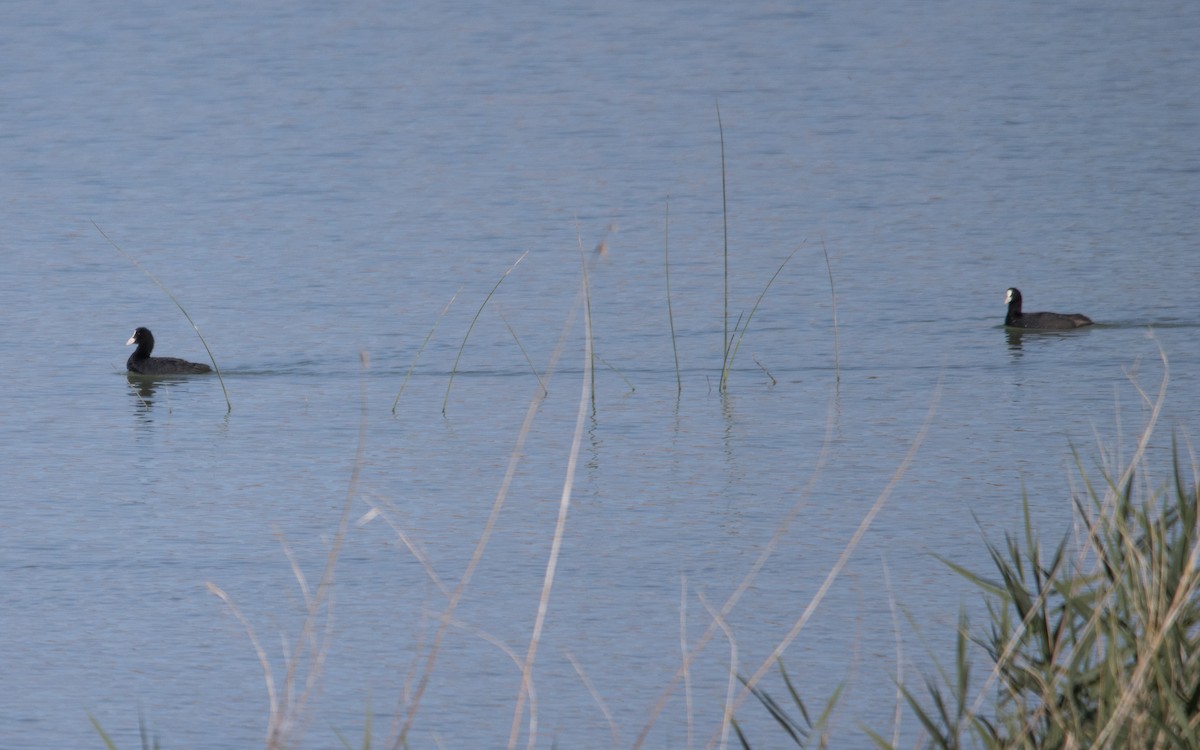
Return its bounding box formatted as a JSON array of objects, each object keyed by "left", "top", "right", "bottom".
[
  {"left": 1004, "top": 288, "right": 1093, "bottom": 330},
  {"left": 126, "top": 327, "right": 212, "bottom": 374}
]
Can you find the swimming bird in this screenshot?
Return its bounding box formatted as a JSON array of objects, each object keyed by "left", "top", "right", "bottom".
[
  {"left": 1004, "top": 288, "right": 1093, "bottom": 330},
  {"left": 125, "top": 327, "right": 212, "bottom": 374}
]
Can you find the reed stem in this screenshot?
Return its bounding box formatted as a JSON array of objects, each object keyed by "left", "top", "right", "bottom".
[
  {"left": 443, "top": 252, "right": 528, "bottom": 415},
  {"left": 665, "top": 194, "right": 682, "bottom": 394},
  {"left": 393, "top": 286, "right": 461, "bottom": 414},
  {"left": 94, "top": 221, "right": 231, "bottom": 414},
  {"left": 719, "top": 247, "right": 799, "bottom": 391},
  {"left": 716, "top": 100, "right": 730, "bottom": 389},
  {"left": 822, "top": 239, "right": 841, "bottom": 384},
  {"left": 508, "top": 249, "right": 594, "bottom": 749}
]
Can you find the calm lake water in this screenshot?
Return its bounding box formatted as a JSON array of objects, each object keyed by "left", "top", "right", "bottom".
[{"left": 2, "top": 0, "right": 1198, "bottom": 748}]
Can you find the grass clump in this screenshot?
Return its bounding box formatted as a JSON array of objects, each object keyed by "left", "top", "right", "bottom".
[
  {"left": 739, "top": 367, "right": 1200, "bottom": 750},
  {"left": 948, "top": 442, "right": 1200, "bottom": 750},
  {"left": 741, "top": 442, "right": 1200, "bottom": 749},
  {"left": 731, "top": 660, "right": 842, "bottom": 749}
]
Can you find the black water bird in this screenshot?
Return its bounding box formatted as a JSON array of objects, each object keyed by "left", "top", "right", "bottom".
[
  {"left": 1004, "top": 288, "right": 1093, "bottom": 330},
  {"left": 125, "top": 327, "right": 212, "bottom": 375}
]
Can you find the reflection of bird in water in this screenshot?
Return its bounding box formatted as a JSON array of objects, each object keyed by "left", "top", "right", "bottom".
[{"left": 126, "top": 374, "right": 159, "bottom": 409}]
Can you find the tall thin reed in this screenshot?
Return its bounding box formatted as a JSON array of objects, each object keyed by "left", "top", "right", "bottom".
[
  {"left": 680, "top": 576, "right": 695, "bottom": 748},
  {"left": 393, "top": 286, "right": 461, "bottom": 414},
  {"left": 752, "top": 355, "right": 777, "bottom": 386},
  {"left": 208, "top": 353, "right": 367, "bottom": 750},
  {"left": 443, "top": 251, "right": 528, "bottom": 415},
  {"left": 577, "top": 227, "right": 597, "bottom": 407},
  {"left": 634, "top": 389, "right": 841, "bottom": 748},
  {"left": 499, "top": 311, "right": 548, "bottom": 396},
  {"left": 633, "top": 378, "right": 939, "bottom": 749},
  {"left": 719, "top": 247, "right": 799, "bottom": 392},
  {"left": 392, "top": 266, "right": 579, "bottom": 748},
  {"left": 717, "top": 100, "right": 730, "bottom": 386},
  {"left": 507, "top": 250, "right": 595, "bottom": 749},
  {"left": 665, "top": 195, "right": 682, "bottom": 393},
  {"left": 821, "top": 239, "right": 840, "bottom": 384},
  {"left": 716, "top": 376, "right": 940, "bottom": 745},
  {"left": 700, "top": 591, "right": 739, "bottom": 750},
  {"left": 94, "top": 221, "right": 231, "bottom": 414},
  {"left": 594, "top": 353, "right": 635, "bottom": 393},
  {"left": 564, "top": 650, "right": 620, "bottom": 747}
]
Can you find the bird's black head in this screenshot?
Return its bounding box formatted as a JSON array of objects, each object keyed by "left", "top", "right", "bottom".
[{"left": 126, "top": 327, "right": 155, "bottom": 353}]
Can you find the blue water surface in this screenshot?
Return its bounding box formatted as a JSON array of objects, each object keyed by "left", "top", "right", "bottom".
[{"left": 1, "top": 1, "right": 1197, "bottom": 748}]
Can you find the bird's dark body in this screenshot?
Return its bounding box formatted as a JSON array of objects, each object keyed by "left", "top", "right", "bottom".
[
  {"left": 126, "top": 327, "right": 212, "bottom": 375},
  {"left": 1004, "top": 288, "right": 1093, "bottom": 330}
]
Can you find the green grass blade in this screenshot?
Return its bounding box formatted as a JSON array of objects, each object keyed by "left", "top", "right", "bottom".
[
  {"left": 664, "top": 194, "right": 681, "bottom": 394},
  {"left": 500, "top": 311, "right": 548, "bottom": 396},
  {"left": 88, "top": 713, "right": 120, "bottom": 750},
  {"left": 730, "top": 717, "right": 753, "bottom": 750},
  {"left": 720, "top": 246, "right": 799, "bottom": 391},
  {"left": 393, "top": 286, "right": 460, "bottom": 414},
  {"left": 861, "top": 725, "right": 899, "bottom": 750},
  {"left": 717, "top": 99, "right": 730, "bottom": 386},
  {"left": 821, "top": 238, "right": 840, "bottom": 384},
  {"left": 752, "top": 355, "right": 777, "bottom": 386},
  {"left": 778, "top": 660, "right": 813, "bottom": 727},
  {"left": 442, "top": 251, "right": 527, "bottom": 415}
]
